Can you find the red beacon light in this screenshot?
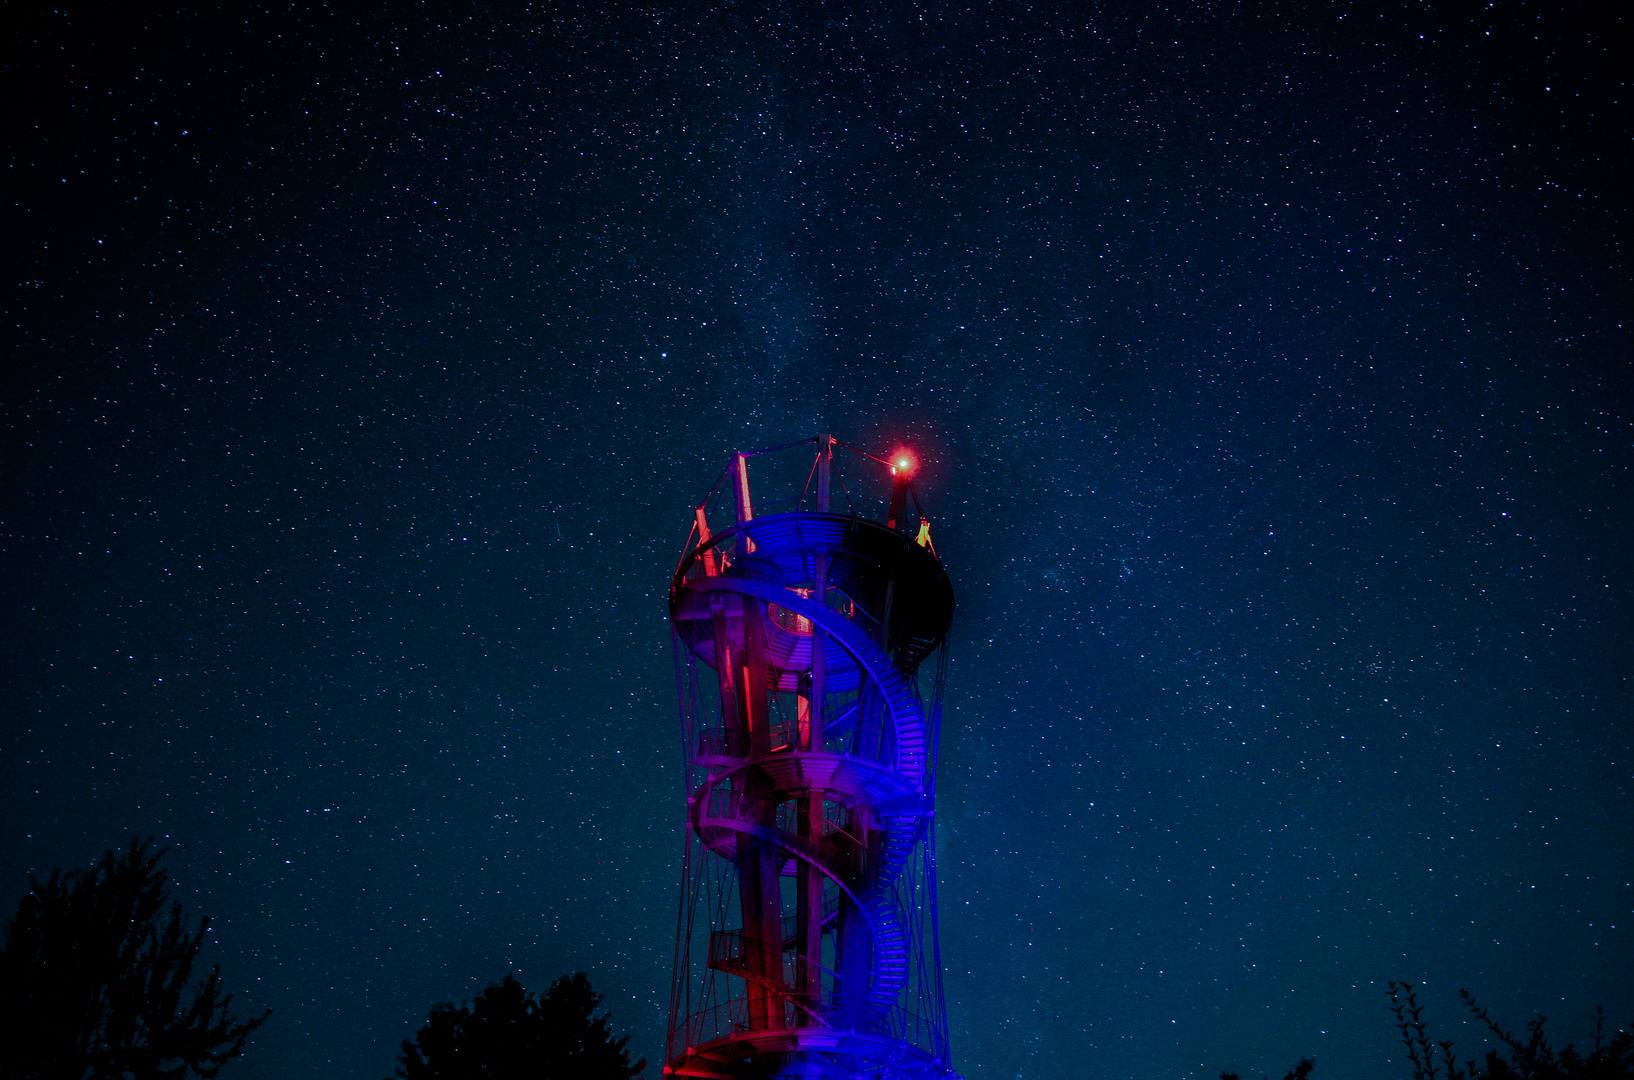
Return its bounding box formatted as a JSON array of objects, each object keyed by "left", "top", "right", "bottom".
[{"left": 886, "top": 447, "right": 917, "bottom": 530}]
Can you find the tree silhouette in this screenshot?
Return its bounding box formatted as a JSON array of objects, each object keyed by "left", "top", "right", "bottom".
[
  {"left": 1220, "top": 1057, "right": 1315, "bottom": 1080},
  {"left": 397, "top": 973, "right": 644, "bottom": 1080},
  {"left": 0, "top": 837, "right": 268, "bottom": 1079},
  {"left": 1389, "top": 981, "right": 1634, "bottom": 1080},
  {"left": 1219, "top": 983, "right": 1634, "bottom": 1080}
]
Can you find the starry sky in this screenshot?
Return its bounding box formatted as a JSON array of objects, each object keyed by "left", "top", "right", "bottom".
[{"left": 3, "top": 2, "right": 1630, "bottom": 1078}]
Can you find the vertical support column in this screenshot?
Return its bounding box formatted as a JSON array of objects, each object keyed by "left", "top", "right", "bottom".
[
  {"left": 695, "top": 506, "right": 717, "bottom": 577},
  {"left": 836, "top": 794, "right": 874, "bottom": 1025},
  {"left": 709, "top": 596, "right": 738, "bottom": 754},
  {"left": 734, "top": 453, "right": 755, "bottom": 553},
  {"left": 886, "top": 467, "right": 909, "bottom": 531},
  {"left": 740, "top": 580, "right": 782, "bottom": 1029},
  {"left": 881, "top": 452, "right": 907, "bottom": 664},
  {"left": 796, "top": 788, "right": 824, "bottom": 1014},
  {"left": 809, "top": 435, "right": 833, "bottom": 751},
  {"left": 730, "top": 449, "right": 777, "bottom": 1026},
  {"left": 801, "top": 435, "right": 834, "bottom": 1014},
  {"left": 815, "top": 435, "right": 832, "bottom": 514}
]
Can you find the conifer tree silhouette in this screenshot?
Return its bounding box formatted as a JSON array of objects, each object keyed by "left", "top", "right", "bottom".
[
  {"left": 397, "top": 972, "right": 644, "bottom": 1080},
  {"left": 0, "top": 837, "right": 268, "bottom": 1079}
]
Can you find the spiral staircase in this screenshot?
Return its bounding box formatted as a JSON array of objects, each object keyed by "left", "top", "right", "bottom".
[{"left": 664, "top": 438, "right": 957, "bottom": 1080}]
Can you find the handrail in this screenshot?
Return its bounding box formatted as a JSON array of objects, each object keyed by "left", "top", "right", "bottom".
[
  {"left": 693, "top": 782, "right": 876, "bottom": 853},
  {"left": 670, "top": 512, "right": 922, "bottom": 664},
  {"left": 744, "top": 435, "right": 821, "bottom": 458},
  {"left": 692, "top": 436, "right": 917, "bottom": 537}
]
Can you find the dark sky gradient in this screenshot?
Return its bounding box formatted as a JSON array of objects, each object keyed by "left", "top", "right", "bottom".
[{"left": 3, "top": 3, "right": 1630, "bottom": 1078}]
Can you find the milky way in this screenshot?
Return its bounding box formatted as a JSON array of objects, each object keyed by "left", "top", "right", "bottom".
[{"left": 3, "top": 4, "right": 1629, "bottom": 1079}]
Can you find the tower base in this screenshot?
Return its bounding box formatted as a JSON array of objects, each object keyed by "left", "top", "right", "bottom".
[{"left": 667, "top": 1030, "right": 951, "bottom": 1080}]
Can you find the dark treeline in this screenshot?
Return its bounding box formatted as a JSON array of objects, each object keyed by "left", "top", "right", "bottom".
[
  {"left": 0, "top": 839, "right": 267, "bottom": 1080},
  {"left": 0, "top": 840, "right": 643, "bottom": 1080},
  {"left": 7, "top": 841, "right": 1629, "bottom": 1080},
  {"left": 1387, "top": 982, "right": 1634, "bottom": 1080},
  {"left": 1224, "top": 984, "right": 1634, "bottom": 1080},
  {"left": 395, "top": 973, "right": 644, "bottom": 1080}
]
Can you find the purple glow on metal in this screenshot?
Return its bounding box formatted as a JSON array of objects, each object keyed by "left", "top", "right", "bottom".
[{"left": 664, "top": 436, "right": 958, "bottom": 1080}]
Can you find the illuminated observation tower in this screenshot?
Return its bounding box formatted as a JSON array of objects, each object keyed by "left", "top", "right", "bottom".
[{"left": 664, "top": 435, "right": 957, "bottom": 1080}]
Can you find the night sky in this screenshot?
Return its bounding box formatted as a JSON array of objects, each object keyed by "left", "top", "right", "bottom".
[{"left": 3, "top": 2, "right": 1630, "bottom": 1078}]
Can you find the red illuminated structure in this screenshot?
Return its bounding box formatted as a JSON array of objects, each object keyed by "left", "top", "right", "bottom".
[{"left": 665, "top": 436, "right": 956, "bottom": 1079}]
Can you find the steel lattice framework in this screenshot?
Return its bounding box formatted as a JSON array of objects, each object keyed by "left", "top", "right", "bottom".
[{"left": 664, "top": 435, "right": 957, "bottom": 1080}]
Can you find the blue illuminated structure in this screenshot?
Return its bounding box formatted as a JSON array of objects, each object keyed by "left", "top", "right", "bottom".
[{"left": 664, "top": 436, "right": 957, "bottom": 1080}]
